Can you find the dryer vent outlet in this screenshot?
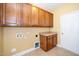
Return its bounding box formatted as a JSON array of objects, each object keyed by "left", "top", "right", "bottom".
[{"left": 35, "top": 42, "right": 39, "bottom": 48}]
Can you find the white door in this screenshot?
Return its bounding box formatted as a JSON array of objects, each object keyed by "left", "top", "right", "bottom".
[{"left": 60, "top": 11, "right": 79, "bottom": 55}]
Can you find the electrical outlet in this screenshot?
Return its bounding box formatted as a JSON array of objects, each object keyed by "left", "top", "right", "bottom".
[
  {"left": 11, "top": 48, "right": 16, "bottom": 53},
  {"left": 16, "top": 32, "right": 24, "bottom": 39}
]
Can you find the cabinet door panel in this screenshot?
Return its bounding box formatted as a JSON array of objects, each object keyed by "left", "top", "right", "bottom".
[
  {"left": 5, "top": 3, "right": 17, "bottom": 26},
  {"left": 49, "top": 13, "right": 53, "bottom": 27},
  {"left": 0, "top": 4, "right": 3, "bottom": 26},
  {"left": 45, "top": 12, "right": 50, "bottom": 26},
  {"left": 22, "top": 4, "right": 32, "bottom": 26},
  {"left": 32, "top": 6, "right": 39, "bottom": 26},
  {"left": 38, "top": 9, "right": 45, "bottom": 26},
  {"left": 53, "top": 34, "right": 57, "bottom": 45},
  {"left": 47, "top": 37, "right": 53, "bottom": 50},
  {"left": 16, "top": 4, "right": 22, "bottom": 26},
  {"left": 45, "top": 12, "right": 53, "bottom": 27},
  {"left": 40, "top": 35, "right": 47, "bottom": 51},
  {"left": 4, "top": 3, "right": 21, "bottom": 26}
]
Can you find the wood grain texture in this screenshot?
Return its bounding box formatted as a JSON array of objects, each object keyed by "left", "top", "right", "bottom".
[
  {"left": 0, "top": 3, "right": 53, "bottom": 27},
  {"left": 40, "top": 34, "right": 57, "bottom": 51},
  {"left": 0, "top": 4, "right": 3, "bottom": 26},
  {"left": 22, "top": 4, "right": 32, "bottom": 26},
  {"left": 38, "top": 9, "right": 45, "bottom": 26}
]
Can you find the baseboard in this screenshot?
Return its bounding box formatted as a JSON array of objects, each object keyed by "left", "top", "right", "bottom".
[
  {"left": 57, "top": 44, "right": 62, "bottom": 47},
  {"left": 12, "top": 47, "right": 39, "bottom": 56},
  {"left": 12, "top": 45, "right": 79, "bottom": 56},
  {"left": 57, "top": 44, "right": 79, "bottom": 55}
]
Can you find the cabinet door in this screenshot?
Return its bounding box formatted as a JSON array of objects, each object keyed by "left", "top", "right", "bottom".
[
  {"left": 38, "top": 9, "right": 45, "bottom": 26},
  {"left": 40, "top": 35, "right": 47, "bottom": 51},
  {"left": 45, "top": 12, "right": 53, "bottom": 27},
  {"left": 45, "top": 12, "right": 50, "bottom": 26},
  {"left": 16, "top": 3, "right": 22, "bottom": 27},
  {"left": 49, "top": 13, "right": 53, "bottom": 27},
  {"left": 0, "top": 4, "right": 3, "bottom": 26},
  {"left": 5, "top": 3, "right": 17, "bottom": 26},
  {"left": 47, "top": 36, "right": 53, "bottom": 50},
  {"left": 22, "top": 4, "right": 32, "bottom": 26},
  {"left": 32, "top": 6, "right": 39, "bottom": 26},
  {"left": 53, "top": 34, "right": 57, "bottom": 46},
  {"left": 2, "top": 4, "right": 5, "bottom": 26},
  {"left": 4, "top": 3, "right": 21, "bottom": 26}
]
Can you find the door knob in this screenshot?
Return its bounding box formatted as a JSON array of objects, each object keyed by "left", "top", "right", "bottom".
[{"left": 62, "top": 33, "right": 64, "bottom": 34}]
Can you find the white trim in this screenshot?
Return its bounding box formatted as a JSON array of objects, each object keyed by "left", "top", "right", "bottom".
[
  {"left": 12, "top": 47, "right": 39, "bottom": 56},
  {"left": 57, "top": 44, "right": 62, "bottom": 47},
  {"left": 57, "top": 44, "right": 79, "bottom": 55}
]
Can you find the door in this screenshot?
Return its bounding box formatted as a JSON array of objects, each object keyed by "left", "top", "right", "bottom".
[
  {"left": 0, "top": 4, "right": 3, "bottom": 26},
  {"left": 22, "top": 4, "right": 32, "bottom": 26},
  {"left": 40, "top": 35, "right": 47, "bottom": 51},
  {"left": 53, "top": 34, "right": 57, "bottom": 46},
  {"left": 38, "top": 9, "right": 45, "bottom": 26},
  {"left": 47, "top": 36, "right": 53, "bottom": 50},
  {"left": 60, "top": 11, "right": 79, "bottom": 54},
  {"left": 45, "top": 12, "right": 50, "bottom": 26},
  {"left": 49, "top": 13, "right": 53, "bottom": 27},
  {"left": 32, "top": 6, "right": 39, "bottom": 26},
  {"left": 5, "top": 3, "right": 17, "bottom": 26},
  {"left": 4, "top": 3, "right": 21, "bottom": 26},
  {"left": 45, "top": 12, "right": 53, "bottom": 27}
]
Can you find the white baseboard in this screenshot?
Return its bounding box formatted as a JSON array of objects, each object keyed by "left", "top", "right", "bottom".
[
  {"left": 57, "top": 44, "right": 62, "bottom": 47},
  {"left": 57, "top": 44, "right": 79, "bottom": 55},
  {"left": 12, "top": 45, "right": 79, "bottom": 56},
  {"left": 12, "top": 47, "right": 39, "bottom": 56}
]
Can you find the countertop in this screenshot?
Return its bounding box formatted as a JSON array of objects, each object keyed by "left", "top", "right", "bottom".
[{"left": 40, "top": 32, "right": 57, "bottom": 36}]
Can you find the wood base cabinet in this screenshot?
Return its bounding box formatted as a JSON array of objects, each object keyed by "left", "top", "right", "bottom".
[{"left": 40, "top": 34, "right": 57, "bottom": 51}]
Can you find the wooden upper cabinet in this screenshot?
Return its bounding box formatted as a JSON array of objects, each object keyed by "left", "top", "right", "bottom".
[
  {"left": 0, "top": 3, "right": 53, "bottom": 27},
  {"left": 0, "top": 4, "right": 3, "bottom": 26},
  {"left": 3, "top": 3, "right": 21, "bottom": 26},
  {"left": 39, "top": 9, "right": 53, "bottom": 27},
  {"left": 22, "top": 4, "right": 39, "bottom": 26},
  {"left": 32, "top": 6, "right": 39, "bottom": 26},
  {"left": 38, "top": 9, "right": 45, "bottom": 26},
  {"left": 45, "top": 12, "right": 53, "bottom": 27},
  {"left": 22, "top": 4, "right": 32, "bottom": 26}
]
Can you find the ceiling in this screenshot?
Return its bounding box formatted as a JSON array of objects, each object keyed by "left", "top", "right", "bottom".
[{"left": 32, "top": 3, "right": 64, "bottom": 13}]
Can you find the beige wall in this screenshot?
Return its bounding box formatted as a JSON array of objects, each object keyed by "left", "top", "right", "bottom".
[
  {"left": 52, "top": 3, "right": 79, "bottom": 45},
  {"left": 3, "top": 27, "right": 50, "bottom": 55},
  {"left": 0, "top": 27, "right": 2, "bottom": 55},
  {"left": 0, "top": 27, "right": 1, "bottom": 55}
]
